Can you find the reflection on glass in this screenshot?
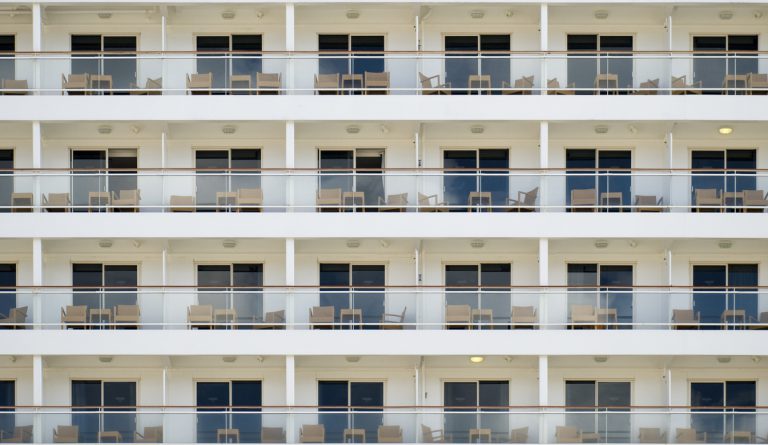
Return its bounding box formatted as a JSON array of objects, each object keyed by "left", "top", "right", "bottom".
[
  {"left": 0, "top": 264, "right": 15, "bottom": 322},
  {"left": 0, "top": 150, "right": 11, "bottom": 214}
]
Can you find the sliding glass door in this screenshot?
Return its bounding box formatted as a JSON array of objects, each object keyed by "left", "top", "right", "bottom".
[
  {"left": 73, "top": 264, "right": 137, "bottom": 325},
  {"left": 693, "top": 264, "right": 757, "bottom": 329},
  {"left": 0, "top": 381, "right": 13, "bottom": 438},
  {"left": 0, "top": 147, "right": 11, "bottom": 213},
  {"left": 567, "top": 35, "right": 633, "bottom": 94},
  {"left": 320, "top": 264, "right": 385, "bottom": 327},
  {"left": 72, "top": 381, "right": 136, "bottom": 443},
  {"left": 444, "top": 381, "right": 509, "bottom": 442},
  {"left": 445, "top": 35, "right": 510, "bottom": 93},
  {"left": 691, "top": 150, "right": 756, "bottom": 209},
  {"left": 71, "top": 149, "right": 137, "bottom": 212},
  {"left": 197, "top": 264, "right": 263, "bottom": 326},
  {"left": 691, "top": 381, "right": 756, "bottom": 442},
  {"left": 0, "top": 36, "right": 14, "bottom": 83},
  {"left": 319, "top": 149, "right": 385, "bottom": 207},
  {"left": 693, "top": 36, "right": 757, "bottom": 93},
  {"left": 445, "top": 264, "right": 511, "bottom": 327},
  {"left": 567, "top": 264, "right": 633, "bottom": 327},
  {"left": 566, "top": 149, "right": 631, "bottom": 211},
  {"left": 195, "top": 149, "right": 261, "bottom": 211},
  {"left": 318, "top": 35, "right": 385, "bottom": 77},
  {"left": 566, "top": 381, "right": 631, "bottom": 443},
  {"left": 71, "top": 35, "right": 137, "bottom": 91},
  {"left": 319, "top": 381, "right": 383, "bottom": 443},
  {"left": 0, "top": 265, "right": 14, "bottom": 321},
  {"left": 443, "top": 149, "right": 509, "bottom": 211}
]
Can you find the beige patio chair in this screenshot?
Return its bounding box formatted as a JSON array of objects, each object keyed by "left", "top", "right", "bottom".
[
  {"left": 314, "top": 73, "right": 340, "bottom": 95},
  {"left": 547, "top": 78, "right": 575, "bottom": 95},
  {"left": 310, "top": 306, "right": 335, "bottom": 329},
  {"left": 378, "top": 193, "right": 408, "bottom": 212},
  {"left": 421, "top": 425, "right": 449, "bottom": 443},
  {"left": 170, "top": 195, "right": 195, "bottom": 212},
  {"left": 555, "top": 426, "right": 583, "bottom": 443},
  {"left": 635, "top": 195, "right": 663, "bottom": 212},
  {"left": 380, "top": 307, "right": 407, "bottom": 329},
  {"left": 62, "top": 74, "right": 89, "bottom": 95},
  {"left": 187, "top": 73, "right": 213, "bottom": 95},
  {"left": 0, "top": 425, "right": 32, "bottom": 443},
  {"left": 743, "top": 190, "right": 768, "bottom": 212},
  {"left": 672, "top": 309, "right": 700, "bottom": 330},
  {"left": 502, "top": 75, "right": 534, "bottom": 95},
  {"left": 445, "top": 304, "right": 471, "bottom": 329},
  {"left": 61, "top": 305, "right": 87, "bottom": 329},
  {"left": 113, "top": 305, "right": 140, "bottom": 329},
  {"left": 508, "top": 187, "right": 539, "bottom": 212},
  {"left": 1, "top": 79, "right": 28, "bottom": 95},
  {"left": 633, "top": 78, "right": 659, "bottom": 95},
  {"left": 256, "top": 72, "right": 281, "bottom": 95},
  {"left": 299, "top": 424, "right": 325, "bottom": 443},
  {"left": 418, "top": 193, "right": 448, "bottom": 212},
  {"left": 10, "top": 193, "right": 33, "bottom": 212},
  {"left": 316, "top": 188, "right": 342, "bottom": 212},
  {"left": 134, "top": 426, "right": 163, "bottom": 443},
  {"left": 509, "top": 427, "right": 529, "bottom": 444},
  {"left": 747, "top": 73, "right": 768, "bottom": 94},
  {"left": 419, "top": 73, "right": 451, "bottom": 95},
  {"left": 236, "top": 188, "right": 263, "bottom": 212},
  {"left": 570, "top": 305, "right": 598, "bottom": 329},
  {"left": 676, "top": 428, "right": 706, "bottom": 443},
  {"left": 43, "top": 193, "right": 71, "bottom": 212},
  {"left": 364, "top": 71, "right": 390, "bottom": 94},
  {"left": 261, "top": 427, "right": 286, "bottom": 443},
  {"left": 188, "top": 304, "right": 213, "bottom": 329},
  {"left": 749, "top": 312, "right": 768, "bottom": 330},
  {"left": 571, "top": 188, "right": 597, "bottom": 212},
  {"left": 639, "top": 428, "right": 665, "bottom": 443},
  {"left": 671, "top": 75, "right": 702, "bottom": 95},
  {"left": 52, "top": 426, "right": 78, "bottom": 443},
  {"left": 0, "top": 306, "right": 27, "bottom": 329},
  {"left": 253, "top": 310, "right": 286, "bottom": 330},
  {"left": 129, "top": 77, "right": 162, "bottom": 95},
  {"left": 378, "top": 425, "right": 402, "bottom": 443},
  {"left": 111, "top": 189, "right": 141, "bottom": 212},
  {"left": 694, "top": 188, "right": 722, "bottom": 212},
  {"left": 511, "top": 306, "right": 537, "bottom": 329}
]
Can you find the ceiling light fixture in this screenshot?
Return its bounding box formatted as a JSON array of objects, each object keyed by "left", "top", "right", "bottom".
[
  {"left": 470, "top": 239, "right": 485, "bottom": 249},
  {"left": 345, "top": 356, "right": 361, "bottom": 363},
  {"left": 718, "top": 240, "right": 732, "bottom": 249},
  {"left": 379, "top": 124, "right": 390, "bottom": 134},
  {"left": 627, "top": 124, "right": 638, "bottom": 135},
  {"left": 255, "top": 10, "right": 264, "bottom": 19},
  {"left": 469, "top": 356, "right": 485, "bottom": 364},
  {"left": 97, "top": 125, "right": 112, "bottom": 135},
  {"left": 129, "top": 125, "right": 141, "bottom": 134},
  {"left": 222, "top": 125, "right": 237, "bottom": 134},
  {"left": 98, "top": 239, "right": 113, "bottom": 248},
  {"left": 470, "top": 10, "right": 485, "bottom": 19},
  {"left": 222, "top": 356, "right": 237, "bottom": 363},
  {"left": 98, "top": 356, "right": 114, "bottom": 363},
  {"left": 470, "top": 125, "right": 485, "bottom": 134},
  {"left": 379, "top": 240, "right": 390, "bottom": 248},
  {"left": 97, "top": 12, "right": 112, "bottom": 19},
  {"left": 716, "top": 356, "right": 731, "bottom": 364},
  {"left": 594, "top": 10, "right": 609, "bottom": 20},
  {"left": 345, "top": 10, "right": 360, "bottom": 19},
  {"left": 221, "top": 10, "right": 236, "bottom": 20},
  {"left": 718, "top": 126, "right": 733, "bottom": 135},
  {"left": 346, "top": 125, "right": 361, "bottom": 134},
  {"left": 594, "top": 239, "right": 609, "bottom": 249},
  {"left": 594, "top": 356, "right": 608, "bottom": 363},
  {"left": 505, "top": 9, "right": 514, "bottom": 18},
  {"left": 346, "top": 239, "right": 361, "bottom": 248},
  {"left": 594, "top": 125, "right": 609, "bottom": 134},
  {"left": 628, "top": 240, "right": 638, "bottom": 248},
  {"left": 222, "top": 239, "right": 237, "bottom": 249},
  {"left": 754, "top": 11, "right": 764, "bottom": 19},
  {"left": 718, "top": 10, "right": 733, "bottom": 20}
]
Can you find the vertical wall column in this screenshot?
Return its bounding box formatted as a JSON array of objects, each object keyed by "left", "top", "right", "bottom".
[
  {"left": 32, "top": 238, "right": 42, "bottom": 329},
  {"left": 32, "top": 355, "right": 43, "bottom": 443},
  {"left": 539, "top": 4, "right": 548, "bottom": 92},
  {"left": 538, "top": 355, "right": 549, "bottom": 443},
  {"left": 32, "top": 122, "right": 41, "bottom": 209},
  {"left": 285, "top": 355, "right": 296, "bottom": 442},
  {"left": 285, "top": 238, "right": 295, "bottom": 329},
  {"left": 666, "top": 15, "right": 673, "bottom": 89},
  {"left": 539, "top": 121, "right": 548, "bottom": 212},
  {"left": 666, "top": 129, "right": 675, "bottom": 212},
  {"left": 32, "top": 4, "right": 42, "bottom": 91},
  {"left": 286, "top": 121, "right": 295, "bottom": 210},
  {"left": 285, "top": 3, "right": 295, "bottom": 92},
  {"left": 538, "top": 238, "right": 549, "bottom": 330}
]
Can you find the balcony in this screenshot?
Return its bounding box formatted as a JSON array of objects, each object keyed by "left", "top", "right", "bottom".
[
  {"left": 0, "top": 406, "right": 765, "bottom": 444},
  {"left": 2, "top": 169, "right": 768, "bottom": 213},
  {"left": 2, "top": 286, "right": 766, "bottom": 330},
  {"left": 1, "top": 51, "right": 768, "bottom": 96}
]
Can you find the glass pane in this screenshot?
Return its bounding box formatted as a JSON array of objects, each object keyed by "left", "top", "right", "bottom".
[
  {"left": 726, "top": 381, "right": 756, "bottom": 435},
  {"left": 231, "top": 149, "right": 261, "bottom": 192},
  {"left": 0, "top": 149, "right": 11, "bottom": 213},
  {"left": 196, "top": 150, "right": 229, "bottom": 211},
  {"left": 0, "top": 264, "right": 16, "bottom": 318},
  {"left": 352, "top": 265, "right": 385, "bottom": 328},
  {"left": 566, "top": 381, "right": 596, "bottom": 436},
  {"left": 104, "top": 265, "right": 137, "bottom": 309},
  {"left": 232, "top": 35, "right": 262, "bottom": 86},
  {"left": 479, "top": 149, "right": 509, "bottom": 210},
  {"left": 355, "top": 150, "right": 384, "bottom": 207},
  {"left": 693, "top": 265, "right": 726, "bottom": 328},
  {"left": 232, "top": 381, "right": 262, "bottom": 443},
  {"left": 600, "top": 265, "right": 633, "bottom": 327},
  {"left": 597, "top": 150, "right": 631, "bottom": 212},
  {"left": 480, "top": 264, "right": 511, "bottom": 327},
  {"left": 728, "top": 264, "right": 758, "bottom": 324},
  {"left": 445, "top": 36, "right": 478, "bottom": 92},
  {"left": 445, "top": 265, "right": 478, "bottom": 308},
  {"left": 71, "top": 35, "right": 101, "bottom": 76},
  {"left": 568, "top": 264, "right": 598, "bottom": 312},
  {"left": 443, "top": 150, "right": 477, "bottom": 209},
  {"left": 726, "top": 150, "right": 756, "bottom": 193},
  {"left": 103, "top": 36, "right": 136, "bottom": 91},
  {"left": 0, "top": 36, "right": 14, "bottom": 83},
  {"left": 480, "top": 35, "right": 510, "bottom": 91},
  {"left": 567, "top": 35, "right": 598, "bottom": 95},
  {"left": 72, "top": 380, "right": 102, "bottom": 443},
  {"left": 103, "top": 382, "right": 136, "bottom": 440},
  {"left": 350, "top": 382, "right": 384, "bottom": 443},
  {"left": 197, "top": 265, "right": 231, "bottom": 311},
  {"left": 320, "top": 264, "right": 351, "bottom": 322},
  {"left": 693, "top": 36, "right": 726, "bottom": 92},
  {"left": 691, "top": 383, "right": 724, "bottom": 441},
  {"left": 479, "top": 381, "right": 509, "bottom": 437},
  {"left": 233, "top": 264, "right": 263, "bottom": 324},
  {"left": 73, "top": 264, "right": 103, "bottom": 310},
  {"left": 319, "top": 35, "right": 349, "bottom": 76},
  {"left": 319, "top": 150, "right": 353, "bottom": 192},
  {"left": 107, "top": 149, "right": 137, "bottom": 198},
  {"left": 350, "top": 35, "right": 384, "bottom": 75},
  {"left": 566, "top": 149, "right": 596, "bottom": 208},
  {"left": 0, "top": 381, "right": 14, "bottom": 437},
  {"left": 444, "top": 382, "right": 478, "bottom": 442},
  {"left": 691, "top": 151, "right": 725, "bottom": 206},
  {"left": 599, "top": 36, "right": 633, "bottom": 94},
  {"left": 72, "top": 150, "right": 107, "bottom": 211},
  {"left": 597, "top": 382, "right": 631, "bottom": 443},
  {"left": 319, "top": 381, "right": 349, "bottom": 444},
  {"left": 197, "top": 36, "right": 230, "bottom": 90},
  {"left": 197, "top": 382, "right": 230, "bottom": 443},
  {"left": 728, "top": 35, "right": 758, "bottom": 77}
]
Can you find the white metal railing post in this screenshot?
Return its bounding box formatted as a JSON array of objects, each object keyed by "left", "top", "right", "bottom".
[
  {"left": 32, "top": 121, "right": 41, "bottom": 211},
  {"left": 539, "top": 122, "right": 549, "bottom": 213},
  {"left": 32, "top": 355, "right": 43, "bottom": 443},
  {"left": 285, "top": 239, "right": 295, "bottom": 329},
  {"left": 285, "top": 356, "right": 296, "bottom": 443},
  {"left": 538, "top": 239, "right": 549, "bottom": 330},
  {"left": 32, "top": 238, "right": 42, "bottom": 330},
  {"left": 538, "top": 355, "right": 549, "bottom": 444},
  {"left": 539, "top": 4, "right": 548, "bottom": 94},
  {"left": 286, "top": 121, "right": 295, "bottom": 212}
]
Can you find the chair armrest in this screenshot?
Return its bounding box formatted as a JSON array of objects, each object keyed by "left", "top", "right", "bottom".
[
  {"left": 657, "top": 196, "right": 664, "bottom": 206},
  {"left": 425, "top": 74, "right": 440, "bottom": 82},
  {"left": 378, "top": 196, "right": 386, "bottom": 205}
]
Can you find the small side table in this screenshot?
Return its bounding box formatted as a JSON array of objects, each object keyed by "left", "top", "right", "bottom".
[
  {"left": 597, "top": 308, "right": 618, "bottom": 329},
  {"left": 340, "top": 308, "right": 363, "bottom": 329},
  {"left": 343, "top": 428, "right": 366, "bottom": 443},
  {"left": 11, "top": 193, "right": 33, "bottom": 212},
  {"left": 216, "top": 192, "right": 238, "bottom": 212},
  {"left": 217, "top": 428, "right": 240, "bottom": 444},
  {"left": 214, "top": 308, "right": 238, "bottom": 329},
  {"left": 98, "top": 431, "right": 122, "bottom": 443},
  {"left": 468, "top": 75, "right": 491, "bottom": 95},
  {"left": 89, "top": 308, "right": 112, "bottom": 328},
  {"left": 600, "top": 192, "right": 623, "bottom": 212},
  {"left": 471, "top": 308, "right": 493, "bottom": 329},
  {"left": 721, "top": 309, "right": 746, "bottom": 329},
  {"left": 468, "top": 192, "right": 492, "bottom": 212},
  {"left": 469, "top": 428, "right": 492, "bottom": 443},
  {"left": 343, "top": 191, "right": 365, "bottom": 212},
  {"left": 594, "top": 73, "right": 619, "bottom": 94},
  {"left": 88, "top": 191, "right": 111, "bottom": 212},
  {"left": 342, "top": 74, "right": 364, "bottom": 95}
]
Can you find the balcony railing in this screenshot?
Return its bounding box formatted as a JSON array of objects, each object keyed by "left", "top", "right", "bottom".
[
  {"left": 2, "top": 168, "right": 767, "bottom": 213},
  {"left": 1, "top": 286, "right": 766, "bottom": 330},
  {"left": 1, "top": 50, "right": 768, "bottom": 96},
  {"left": 1, "top": 405, "right": 766, "bottom": 444}
]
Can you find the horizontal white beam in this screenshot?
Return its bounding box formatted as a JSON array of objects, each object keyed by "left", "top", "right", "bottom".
[
  {"left": 0, "top": 213, "right": 767, "bottom": 239},
  {"left": 1, "top": 330, "right": 764, "bottom": 356},
  {"left": 0, "top": 0, "right": 762, "bottom": 4},
  {"left": 0, "top": 96, "right": 765, "bottom": 122}
]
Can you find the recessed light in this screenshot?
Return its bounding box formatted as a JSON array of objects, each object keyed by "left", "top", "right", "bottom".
[
  {"left": 346, "top": 125, "right": 361, "bottom": 134},
  {"left": 470, "top": 125, "right": 485, "bottom": 134},
  {"left": 97, "top": 125, "right": 112, "bottom": 135},
  {"left": 594, "top": 10, "right": 609, "bottom": 20},
  {"left": 754, "top": 11, "right": 764, "bottom": 19},
  {"left": 97, "top": 12, "right": 112, "bottom": 19},
  {"left": 221, "top": 10, "right": 236, "bottom": 20},
  {"left": 469, "top": 356, "right": 484, "bottom": 364},
  {"left": 594, "top": 125, "right": 609, "bottom": 134},
  {"left": 593, "top": 356, "right": 608, "bottom": 363},
  {"left": 594, "top": 239, "right": 609, "bottom": 249},
  {"left": 345, "top": 356, "right": 361, "bottom": 363},
  {"left": 470, "top": 10, "right": 485, "bottom": 19},
  {"left": 345, "top": 10, "right": 360, "bottom": 19},
  {"left": 718, "top": 10, "right": 733, "bottom": 20},
  {"left": 222, "top": 125, "right": 237, "bottom": 135},
  {"left": 222, "top": 356, "right": 237, "bottom": 363},
  {"left": 716, "top": 356, "right": 731, "bottom": 364},
  {"left": 718, "top": 126, "right": 733, "bottom": 135},
  {"left": 98, "top": 356, "right": 113, "bottom": 363}
]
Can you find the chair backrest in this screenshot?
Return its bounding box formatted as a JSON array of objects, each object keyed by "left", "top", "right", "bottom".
[
  {"left": 3, "top": 79, "right": 28, "bottom": 90},
  {"left": 118, "top": 190, "right": 140, "bottom": 200},
  {"left": 68, "top": 74, "right": 88, "bottom": 84},
  {"left": 571, "top": 305, "right": 595, "bottom": 316},
  {"left": 301, "top": 424, "right": 325, "bottom": 439},
  {"left": 365, "top": 71, "right": 389, "bottom": 82},
  {"left": 146, "top": 78, "right": 162, "bottom": 89},
  {"left": 743, "top": 190, "right": 765, "bottom": 202},
  {"left": 318, "top": 188, "right": 342, "bottom": 200},
  {"left": 524, "top": 187, "right": 539, "bottom": 205},
  {"left": 760, "top": 312, "right": 768, "bottom": 323},
  {"left": 378, "top": 425, "right": 402, "bottom": 441},
  {"left": 572, "top": 188, "right": 596, "bottom": 201},
  {"left": 671, "top": 76, "right": 686, "bottom": 88},
  {"left": 513, "top": 306, "right": 536, "bottom": 317},
  {"left": 696, "top": 188, "right": 718, "bottom": 199},
  {"left": 67, "top": 305, "right": 87, "bottom": 316},
  {"left": 515, "top": 76, "right": 534, "bottom": 88},
  {"left": 547, "top": 78, "right": 561, "bottom": 89},
  {"left": 750, "top": 73, "right": 768, "bottom": 83},
  {"left": 676, "top": 428, "right": 697, "bottom": 443},
  {"left": 315, "top": 73, "right": 339, "bottom": 87},
  {"left": 673, "top": 309, "right": 696, "bottom": 322},
  {"left": 556, "top": 426, "right": 579, "bottom": 441},
  {"left": 15, "top": 425, "right": 33, "bottom": 441},
  {"left": 189, "top": 305, "right": 213, "bottom": 316},
  {"left": 265, "top": 310, "right": 286, "bottom": 323},
  {"left": 46, "top": 193, "right": 70, "bottom": 206},
  {"left": 261, "top": 427, "right": 285, "bottom": 443},
  {"left": 418, "top": 73, "right": 434, "bottom": 88},
  {"left": 446, "top": 304, "right": 471, "bottom": 316},
  {"left": 10, "top": 306, "right": 28, "bottom": 322},
  {"left": 170, "top": 195, "right": 195, "bottom": 206},
  {"left": 418, "top": 193, "right": 436, "bottom": 206},
  {"left": 387, "top": 193, "right": 408, "bottom": 206},
  {"left": 56, "top": 425, "right": 79, "bottom": 439},
  {"left": 190, "top": 73, "right": 212, "bottom": 83},
  {"left": 143, "top": 426, "right": 163, "bottom": 442},
  {"left": 238, "top": 188, "right": 263, "bottom": 199},
  {"left": 116, "top": 305, "right": 140, "bottom": 316},
  {"left": 640, "top": 78, "right": 660, "bottom": 88},
  {"left": 311, "top": 306, "right": 335, "bottom": 317},
  {"left": 635, "top": 195, "right": 658, "bottom": 206},
  {"left": 257, "top": 72, "right": 281, "bottom": 85},
  {"left": 639, "top": 428, "right": 662, "bottom": 442},
  {"left": 421, "top": 425, "right": 435, "bottom": 443}
]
